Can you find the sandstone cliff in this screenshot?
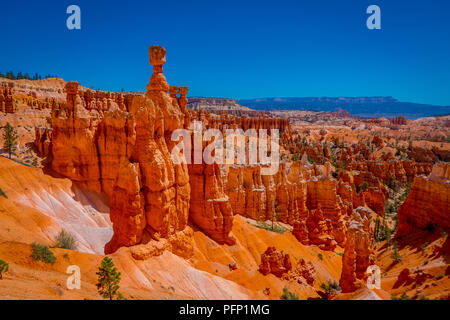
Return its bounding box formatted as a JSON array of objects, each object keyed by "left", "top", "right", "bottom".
[{"left": 396, "top": 162, "right": 450, "bottom": 237}]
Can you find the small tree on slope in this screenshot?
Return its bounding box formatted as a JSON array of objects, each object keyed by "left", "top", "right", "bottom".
[
  {"left": 0, "top": 260, "right": 9, "bottom": 279},
  {"left": 2, "top": 122, "right": 18, "bottom": 159},
  {"left": 96, "top": 256, "right": 124, "bottom": 300}
]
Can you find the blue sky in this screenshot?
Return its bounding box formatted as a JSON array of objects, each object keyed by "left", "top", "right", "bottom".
[{"left": 1, "top": 0, "right": 449, "bottom": 106}]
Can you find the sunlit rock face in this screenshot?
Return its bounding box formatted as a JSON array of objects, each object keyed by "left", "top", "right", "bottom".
[{"left": 396, "top": 162, "right": 450, "bottom": 237}]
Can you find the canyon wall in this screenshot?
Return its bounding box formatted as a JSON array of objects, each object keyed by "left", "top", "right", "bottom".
[{"left": 396, "top": 162, "right": 450, "bottom": 236}]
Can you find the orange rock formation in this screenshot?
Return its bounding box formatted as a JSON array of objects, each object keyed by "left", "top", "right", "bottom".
[
  {"left": 396, "top": 162, "right": 450, "bottom": 237},
  {"left": 339, "top": 206, "right": 374, "bottom": 293},
  {"left": 259, "top": 246, "right": 293, "bottom": 277}
]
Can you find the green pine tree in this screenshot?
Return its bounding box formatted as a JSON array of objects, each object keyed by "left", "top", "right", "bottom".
[
  {"left": 0, "top": 259, "right": 9, "bottom": 280},
  {"left": 271, "top": 198, "right": 282, "bottom": 231},
  {"left": 2, "top": 122, "right": 18, "bottom": 159},
  {"left": 392, "top": 241, "right": 401, "bottom": 263},
  {"left": 96, "top": 257, "right": 124, "bottom": 300}
]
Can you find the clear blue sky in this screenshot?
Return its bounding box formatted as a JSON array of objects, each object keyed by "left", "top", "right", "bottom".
[{"left": 1, "top": 0, "right": 449, "bottom": 106}]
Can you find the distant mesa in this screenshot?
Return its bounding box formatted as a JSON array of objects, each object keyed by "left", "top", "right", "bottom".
[
  {"left": 238, "top": 97, "right": 450, "bottom": 119},
  {"left": 187, "top": 97, "right": 251, "bottom": 112}
]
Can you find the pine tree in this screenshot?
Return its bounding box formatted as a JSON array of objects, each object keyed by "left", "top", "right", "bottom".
[
  {"left": 383, "top": 218, "right": 391, "bottom": 244},
  {"left": 392, "top": 241, "right": 401, "bottom": 263},
  {"left": 2, "top": 122, "right": 18, "bottom": 159},
  {"left": 0, "top": 259, "right": 9, "bottom": 280},
  {"left": 96, "top": 257, "right": 123, "bottom": 300},
  {"left": 271, "top": 198, "right": 281, "bottom": 231},
  {"left": 374, "top": 217, "right": 381, "bottom": 242}
]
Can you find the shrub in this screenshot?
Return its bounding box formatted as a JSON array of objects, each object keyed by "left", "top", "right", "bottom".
[
  {"left": 0, "top": 259, "right": 9, "bottom": 279},
  {"left": 399, "top": 292, "right": 410, "bottom": 300},
  {"left": 31, "top": 243, "right": 56, "bottom": 264},
  {"left": 320, "top": 280, "right": 341, "bottom": 297},
  {"left": 281, "top": 287, "right": 299, "bottom": 300},
  {"left": 358, "top": 181, "right": 368, "bottom": 193},
  {"left": 318, "top": 253, "right": 323, "bottom": 260},
  {"left": 435, "top": 274, "right": 444, "bottom": 280},
  {"left": 253, "top": 221, "right": 289, "bottom": 234},
  {"left": 0, "top": 187, "right": 7, "bottom": 199},
  {"left": 54, "top": 230, "right": 77, "bottom": 250}
]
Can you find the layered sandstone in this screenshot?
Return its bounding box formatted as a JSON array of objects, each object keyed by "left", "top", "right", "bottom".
[
  {"left": 396, "top": 162, "right": 450, "bottom": 237},
  {"left": 35, "top": 46, "right": 236, "bottom": 257},
  {"left": 258, "top": 246, "right": 292, "bottom": 277},
  {"left": 339, "top": 206, "right": 374, "bottom": 293},
  {"left": 0, "top": 85, "right": 15, "bottom": 113}
]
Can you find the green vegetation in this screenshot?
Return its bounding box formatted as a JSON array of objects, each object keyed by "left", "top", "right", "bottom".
[
  {"left": 357, "top": 181, "right": 368, "bottom": 193},
  {"left": 435, "top": 273, "right": 444, "bottom": 280},
  {"left": 374, "top": 216, "right": 392, "bottom": 243},
  {"left": 320, "top": 280, "right": 341, "bottom": 297},
  {"left": 318, "top": 253, "right": 323, "bottom": 261},
  {"left": 271, "top": 198, "right": 282, "bottom": 231},
  {"left": 0, "top": 71, "right": 57, "bottom": 80},
  {"left": 96, "top": 257, "right": 125, "bottom": 300},
  {"left": 391, "top": 292, "right": 411, "bottom": 300},
  {"left": 0, "top": 187, "right": 7, "bottom": 199},
  {"left": 281, "top": 287, "right": 299, "bottom": 300},
  {"left": 0, "top": 259, "right": 9, "bottom": 279},
  {"left": 391, "top": 241, "right": 401, "bottom": 263},
  {"left": 400, "top": 292, "right": 410, "bottom": 300},
  {"left": 31, "top": 243, "right": 56, "bottom": 264},
  {"left": 252, "top": 221, "right": 289, "bottom": 234},
  {"left": 386, "top": 175, "right": 400, "bottom": 192},
  {"left": 54, "top": 230, "right": 77, "bottom": 250},
  {"left": 2, "top": 122, "right": 18, "bottom": 159}
]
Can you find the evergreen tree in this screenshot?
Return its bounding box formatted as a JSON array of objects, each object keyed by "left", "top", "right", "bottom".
[
  {"left": 2, "top": 122, "right": 18, "bottom": 159},
  {"left": 374, "top": 217, "right": 381, "bottom": 242},
  {"left": 96, "top": 257, "right": 124, "bottom": 300},
  {"left": 383, "top": 218, "right": 392, "bottom": 244},
  {"left": 392, "top": 241, "right": 401, "bottom": 263},
  {"left": 0, "top": 259, "right": 9, "bottom": 280},
  {"left": 271, "top": 198, "right": 282, "bottom": 231}
]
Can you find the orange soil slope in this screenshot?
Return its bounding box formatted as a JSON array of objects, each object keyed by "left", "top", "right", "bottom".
[
  {"left": 191, "top": 216, "right": 344, "bottom": 300},
  {"left": 0, "top": 157, "right": 112, "bottom": 254},
  {"left": 375, "top": 231, "right": 450, "bottom": 300}
]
